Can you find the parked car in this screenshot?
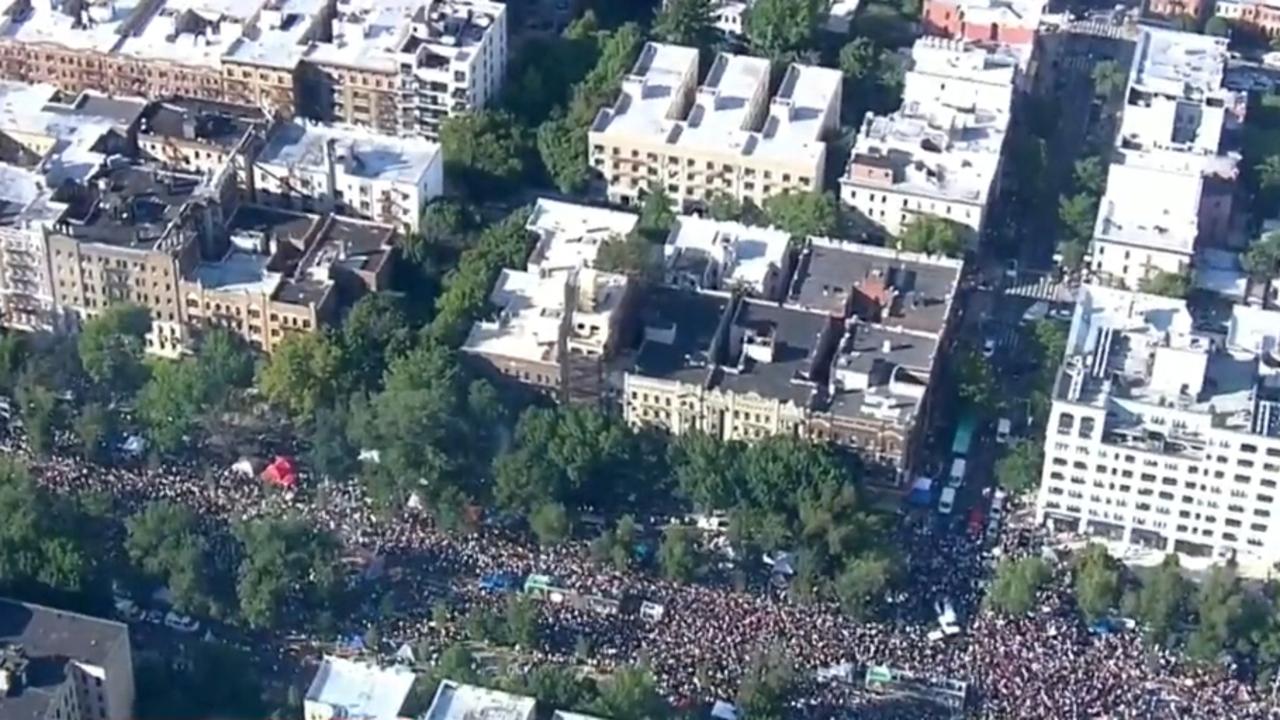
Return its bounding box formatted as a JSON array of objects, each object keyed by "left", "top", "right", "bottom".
[
  {"left": 164, "top": 611, "right": 201, "bottom": 634},
  {"left": 113, "top": 598, "right": 142, "bottom": 622},
  {"left": 143, "top": 609, "right": 164, "bottom": 625},
  {"left": 982, "top": 338, "right": 997, "bottom": 358},
  {"left": 996, "top": 418, "right": 1012, "bottom": 445},
  {"left": 947, "top": 458, "right": 967, "bottom": 489},
  {"left": 938, "top": 487, "right": 957, "bottom": 515}
]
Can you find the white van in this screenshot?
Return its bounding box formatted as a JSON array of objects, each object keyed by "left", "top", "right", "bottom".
[
  {"left": 996, "top": 418, "right": 1012, "bottom": 444},
  {"left": 938, "top": 487, "right": 957, "bottom": 515},
  {"left": 947, "top": 458, "right": 967, "bottom": 488}
]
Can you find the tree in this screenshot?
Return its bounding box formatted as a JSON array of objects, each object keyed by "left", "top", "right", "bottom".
[
  {"left": 954, "top": 344, "right": 997, "bottom": 411},
  {"left": 745, "top": 0, "right": 826, "bottom": 61},
  {"left": 15, "top": 380, "right": 57, "bottom": 457},
  {"left": 762, "top": 191, "right": 839, "bottom": 239},
  {"left": 196, "top": 328, "right": 254, "bottom": 402},
  {"left": 340, "top": 293, "right": 412, "bottom": 393},
  {"left": 1058, "top": 193, "right": 1098, "bottom": 244},
  {"left": 0, "top": 459, "right": 92, "bottom": 593},
  {"left": 653, "top": 0, "right": 714, "bottom": 48},
  {"left": 1243, "top": 231, "right": 1280, "bottom": 280},
  {"left": 440, "top": 110, "right": 532, "bottom": 198},
  {"left": 233, "top": 517, "right": 339, "bottom": 630},
  {"left": 1058, "top": 239, "right": 1088, "bottom": 274},
  {"left": 78, "top": 303, "right": 151, "bottom": 397},
  {"left": 126, "top": 501, "right": 219, "bottom": 616},
  {"left": 834, "top": 554, "right": 891, "bottom": 619},
  {"left": 658, "top": 525, "right": 701, "bottom": 582},
  {"left": 1204, "top": 15, "right": 1230, "bottom": 36},
  {"left": 736, "top": 646, "right": 795, "bottom": 720},
  {"left": 410, "top": 200, "right": 477, "bottom": 260},
  {"left": 875, "top": 49, "right": 908, "bottom": 103},
  {"left": 637, "top": 187, "right": 676, "bottom": 241},
  {"left": 306, "top": 403, "right": 356, "bottom": 482},
  {"left": 898, "top": 215, "right": 966, "bottom": 257},
  {"left": 839, "top": 37, "right": 875, "bottom": 82},
  {"left": 529, "top": 502, "right": 571, "bottom": 546},
  {"left": 671, "top": 432, "right": 741, "bottom": 511},
  {"left": 1186, "top": 564, "right": 1251, "bottom": 661},
  {"left": 706, "top": 192, "right": 744, "bottom": 222},
  {"left": 1138, "top": 270, "right": 1191, "bottom": 298},
  {"left": 1074, "top": 544, "right": 1120, "bottom": 622},
  {"left": 1092, "top": 60, "right": 1126, "bottom": 100},
  {"left": 256, "top": 331, "right": 341, "bottom": 422},
  {"left": 1031, "top": 319, "right": 1068, "bottom": 367},
  {"left": 73, "top": 402, "right": 112, "bottom": 462},
  {"left": 987, "top": 556, "right": 1051, "bottom": 615},
  {"left": 1072, "top": 156, "right": 1106, "bottom": 196},
  {"left": 1257, "top": 155, "right": 1280, "bottom": 192},
  {"left": 590, "top": 665, "right": 667, "bottom": 720},
  {"left": 595, "top": 233, "right": 659, "bottom": 279},
  {"left": 505, "top": 665, "right": 598, "bottom": 715},
  {"left": 0, "top": 333, "right": 26, "bottom": 393},
  {"left": 427, "top": 207, "right": 533, "bottom": 346},
  {"left": 538, "top": 113, "right": 592, "bottom": 194},
  {"left": 137, "top": 359, "right": 208, "bottom": 454},
  {"left": 1124, "top": 554, "right": 1188, "bottom": 646},
  {"left": 995, "top": 440, "right": 1042, "bottom": 495},
  {"left": 505, "top": 595, "right": 541, "bottom": 649}
]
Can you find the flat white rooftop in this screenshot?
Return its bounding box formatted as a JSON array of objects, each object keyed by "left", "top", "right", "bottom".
[
  {"left": 907, "top": 37, "right": 1020, "bottom": 90},
  {"left": 1093, "top": 161, "right": 1202, "bottom": 254},
  {"left": 258, "top": 120, "right": 441, "bottom": 185},
  {"left": 941, "top": 0, "right": 1047, "bottom": 30},
  {"left": 0, "top": 0, "right": 140, "bottom": 53},
  {"left": 223, "top": 0, "right": 327, "bottom": 69},
  {"left": 115, "top": 0, "right": 259, "bottom": 67},
  {"left": 592, "top": 42, "right": 699, "bottom": 141},
  {"left": 190, "top": 251, "right": 281, "bottom": 296},
  {"left": 463, "top": 268, "right": 563, "bottom": 364},
  {"left": 304, "top": 657, "right": 415, "bottom": 720},
  {"left": 424, "top": 680, "right": 537, "bottom": 720},
  {"left": 526, "top": 198, "right": 639, "bottom": 273},
  {"left": 748, "top": 63, "right": 842, "bottom": 167},
  {"left": 304, "top": 0, "right": 503, "bottom": 73},
  {"left": 1131, "top": 26, "right": 1230, "bottom": 100},
  {"left": 664, "top": 215, "right": 790, "bottom": 295},
  {"left": 677, "top": 53, "right": 771, "bottom": 157}
]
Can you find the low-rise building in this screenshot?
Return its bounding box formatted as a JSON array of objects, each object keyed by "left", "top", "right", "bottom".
[
  {"left": 1146, "top": 0, "right": 1213, "bottom": 22},
  {"left": 138, "top": 99, "right": 271, "bottom": 178},
  {"left": 662, "top": 215, "right": 792, "bottom": 299},
  {"left": 1034, "top": 285, "right": 1280, "bottom": 570},
  {"left": 839, "top": 39, "right": 1016, "bottom": 243},
  {"left": 1215, "top": 0, "right": 1280, "bottom": 41},
  {"left": 254, "top": 119, "right": 443, "bottom": 232},
  {"left": 0, "top": 598, "right": 135, "bottom": 720},
  {"left": 462, "top": 199, "right": 638, "bottom": 404},
  {"left": 922, "top": 0, "right": 1047, "bottom": 45},
  {"left": 624, "top": 237, "right": 962, "bottom": 482},
  {"left": 424, "top": 681, "right": 537, "bottom": 720},
  {"left": 304, "top": 656, "right": 415, "bottom": 720},
  {"left": 589, "top": 43, "right": 841, "bottom": 211},
  {"left": 181, "top": 206, "right": 396, "bottom": 353}
]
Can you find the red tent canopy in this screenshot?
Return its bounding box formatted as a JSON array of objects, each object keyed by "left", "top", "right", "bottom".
[{"left": 262, "top": 456, "right": 298, "bottom": 488}]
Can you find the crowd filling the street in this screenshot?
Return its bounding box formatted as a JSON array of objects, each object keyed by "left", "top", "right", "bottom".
[{"left": 6, "top": 422, "right": 1275, "bottom": 720}]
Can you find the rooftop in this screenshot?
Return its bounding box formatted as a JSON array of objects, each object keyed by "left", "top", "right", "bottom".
[
  {"left": 591, "top": 43, "right": 840, "bottom": 169},
  {"left": 938, "top": 0, "right": 1047, "bottom": 30},
  {"left": 303, "top": 0, "right": 504, "bottom": 74},
  {"left": 187, "top": 204, "right": 321, "bottom": 297},
  {"left": 525, "top": 198, "right": 639, "bottom": 274},
  {"left": 222, "top": 0, "right": 329, "bottom": 70},
  {"left": 787, "top": 237, "right": 963, "bottom": 334},
  {"left": 715, "top": 298, "right": 836, "bottom": 408},
  {"left": 0, "top": 598, "right": 130, "bottom": 720},
  {"left": 634, "top": 286, "right": 733, "bottom": 386},
  {"left": 1093, "top": 160, "right": 1202, "bottom": 255},
  {"left": 304, "top": 657, "right": 415, "bottom": 720},
  {"left": 116, "top": 0, "right": 260, "bottom": 67},
  {"left": 424, "top": 680, "right": 537, "bottom": 720},
  {"left": 827, "top": 321, "right": 940, "bottom": 426},
  {"left": 844, "top": 100, "right": 1007, "bottom": 205},
  {"left": 663, "top": 215, "right": 791, "bottom": 298},
  {"left": 1058, "top": 285, "right": 1280, "bottom": 438},
  {"left": 903, "top": 38, "right": 1020, "bottom": 111},
  {"left": 259, "top": 119, "right": 442, "bottom": 185},
  {"left": 51, "top": 162, "right": 204, "bottom": 250},
  {"left": 1130, "top": 26, "right": 1231, "bottom": 101},
  {"left": 140, "top": 98, "right": 267, "bottom": 149},
  {"left": 276, "top": 214, "right": 393, "bottom": 304},
  {"left": 0, "top": 0, "right": 141, "bottom": 53}
]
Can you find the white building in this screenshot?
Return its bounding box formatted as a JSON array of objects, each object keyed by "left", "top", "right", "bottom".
[
  {"left": 672, "top": 0, "right": 863, "bottom": 36},
  {"left": 424, "top": 681, "right": 537, "bottom": 720},
  {"left": 663, "top": 215, "right": 792, "bottom": 299},
  {"left": 1090, "top": 27, "right": 1243, "bottom": 289},
  {"left": 303, "top": 657, "right": 416, "bottom": 720},
  {"left": 839, "top": 39, "right": 1017, "bottom": 243},
  {"left": 461, "top": 199, "right": 638, "bottom": 402},
  {"left": 1034, "top": 285, "right": 1280, "bottom": 571},
  {"left": 302, "top": 0, "right": 508, "bottom": 139},
  {"left": 254, "top": 120, "right": 444, "bottom": 232},
  {"left": 589, "top": 43, "right": 842, "bottom": 211}
]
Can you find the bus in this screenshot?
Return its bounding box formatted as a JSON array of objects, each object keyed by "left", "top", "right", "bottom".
[{"left": 951, "top": 410, "right": 978, "bottom": 458}]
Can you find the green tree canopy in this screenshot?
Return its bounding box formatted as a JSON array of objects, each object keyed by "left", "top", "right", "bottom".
[
  {"left": 1058, "top": 193, "right": 1098, "bottom": 244},
  {"left": 995, "top": 440, "right": 1043, "bottom": 495},
  {"left": 137, "top": 358, "right": 209, "bottom": 454},
  {"left": 1092, "top": 59, "right": 1127, "bottom": 99},
  {"left": 529, "top": 501, "right": 571, "bottom": 546},
  {"left": 0, "top": 459, "right": 92, "bottom": 593},
  {"left": 440, "top": 110, "right": 532, "bottom": 198},
  {"left": 427, "top": 207, "right": 532, "bottom": 346},
  {"left": 745, "top": 0, "right": 826, "bottom": 61},
  {"left": 78, "top": 303, "right": 152, "bottom": 396},
  {"left": 1123, "top": 553, "right": 1188, "bottom": 647},
  {"left": 987, "top": 556, "right": 1051, "bottom": 615},
  {"left": 590, "top": 665, "right": 667, "bottom": 720},
  {"left": 1074, "top": 544, "right": 1120, "bottom": 622},
  {"left": 233, "top": 517, "right": 340, "bottom": 630},
  {"left": 658, "top": 525, "right": 702, "bottom": 582},
  {"left": 839, "top": 37, "right": 875, "bottom": 82},
  {"left": 762, "top": 191, "right": 839, "bottom": 239},
  {"left": 340, "top": 293, "right": 413, "bottom": 393},
  {"left": 595, "top": 232, "right": 660, "bottom": 280},
  {"left": 1243, "top": 231, "right": 1280, "bottom": 280},
  {"left": 834, "top": 553, "right": 893, "bottom": 619},
  {"left": 257, "top": 331, "right": 342, "bottom": 421},
  {"left": 1138, "top": 270, "right": 1191, "bottom": 298},
  {"left": 653, "top": 0, "right": 715, "bottom": 47},
  {"left": 1072, "top": 155, "right": 1106, "bottom": 196},
  {"left": 898, "top": 215, "right": 967, "bottom": 257},
  {"left": 126, "top": 501, "right": 220, "bottom": 616},
  {"left": 736, "top": 646, "right": 795, "bottom": 720},
  {"left": 1205, "top": 15, "right": 1230, "bottom": 36}
]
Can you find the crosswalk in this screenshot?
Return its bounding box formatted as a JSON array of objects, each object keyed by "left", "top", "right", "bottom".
[{"left": 1004, "top": 274, "right": 1078, "bottom": 303}]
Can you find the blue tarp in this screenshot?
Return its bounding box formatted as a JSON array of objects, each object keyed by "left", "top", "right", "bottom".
[
  {"left": 479, "top": 572, "right": 519, "bottom": 593},
  {"left": 908, "top": 477, "right": 934, "bottom": 506}
]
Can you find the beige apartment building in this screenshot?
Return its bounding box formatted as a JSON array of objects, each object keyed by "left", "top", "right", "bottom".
[{"left": 589, "top": 42, "right": 842, "bottom": 211}]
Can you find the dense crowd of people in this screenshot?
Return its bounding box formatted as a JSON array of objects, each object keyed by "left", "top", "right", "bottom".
[{"left": 10, "top": 428, "right": 1280, "bottom": 719}]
